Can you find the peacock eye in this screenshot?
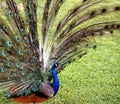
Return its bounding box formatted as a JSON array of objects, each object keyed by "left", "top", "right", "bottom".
[
  {"left": 9, "top": 11, "right": 13, "bottom": 18},
  {"left": 18, "top": 49, "right": 23, "bottom": 56},
  {"left": 24, "top": 37, "right": 29, "bottom": 43},
  {"left": 15, "top": 72, "right": 19, "bottom": 76},
  {"left": 2, "top": 50, "right": 7, "bottom": 57},
  {"left": 15, "top": 14, "right": 19, "bottom": 19},
  {"left": 22, "top": 70, "right": 26, "bottom": 75},
  {"left": 0, "top": 67, "right": 5, "bottom": 72},
  {"left": 29, "top": 1, "right": 33, "bottom": 7},
  {"left": 16, "top": 62, "right": 21, "bottom": 68},
  {"left": 15, "top": 36, "right": 21, "bottom": 42},
  {"left": 20, "top": 29, "right": 25, "bottom": 35},
  {"left": 6, "top": 40, "right": 13, "bottom": 47},
  {"left": 8, "top": 61, "right": 13, "bottom": 67},
  {"left": 21, "top": 20, "right": 24, "bottom": 24},
  {"left": 2, "top": 25, "right": 7, "bottom": 31}
]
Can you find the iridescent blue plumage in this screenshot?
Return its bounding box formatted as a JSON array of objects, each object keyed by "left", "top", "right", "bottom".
[{"left": 51, "top": 62, "right": 60, "bottom": 96}]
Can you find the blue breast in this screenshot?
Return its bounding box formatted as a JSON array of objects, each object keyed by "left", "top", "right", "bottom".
[{"left": 51, "top": 69, "right": 60, "bottom": 96}]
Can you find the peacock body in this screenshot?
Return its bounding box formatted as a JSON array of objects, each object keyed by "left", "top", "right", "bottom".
[{"left": 0, "top": 0, "right": 120, "bottom": 103}]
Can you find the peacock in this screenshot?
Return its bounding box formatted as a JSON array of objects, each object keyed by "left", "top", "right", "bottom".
[{"left": 0, "top": 0, "right": 120, "bottom": 103}]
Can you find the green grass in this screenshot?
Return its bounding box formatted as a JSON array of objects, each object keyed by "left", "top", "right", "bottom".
[
  {"left": 42, "top": 32, "right": 120, "bottom": 104},
  {"left": 0, "top": 0, "right": 120, "bottom": 104}
]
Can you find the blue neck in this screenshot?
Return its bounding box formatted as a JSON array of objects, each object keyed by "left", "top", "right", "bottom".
[{"left": 51, "top": 68, "right": 60, "bottom": 96}]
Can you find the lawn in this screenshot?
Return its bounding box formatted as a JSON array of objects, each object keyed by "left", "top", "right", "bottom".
[{"left": 0, "top": 0, "right": 120, "bottom": 104}]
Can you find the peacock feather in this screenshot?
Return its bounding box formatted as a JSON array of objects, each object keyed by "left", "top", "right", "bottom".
[{"left": 0, "top": 0, "right": 120, "bottom": 103}]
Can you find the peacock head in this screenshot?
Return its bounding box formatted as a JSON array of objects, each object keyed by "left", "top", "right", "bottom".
[{"left": 51, "top": 62, "right": 59, "bottom": 69}]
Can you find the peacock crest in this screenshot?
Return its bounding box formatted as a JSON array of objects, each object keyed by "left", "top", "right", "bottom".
[{"left": 0, "top": 0, "right": 120, "bottom": 103}]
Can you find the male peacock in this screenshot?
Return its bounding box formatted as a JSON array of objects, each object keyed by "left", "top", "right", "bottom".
[{"left": 0, "top": 0, "right": 120, "bottom": 103}]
